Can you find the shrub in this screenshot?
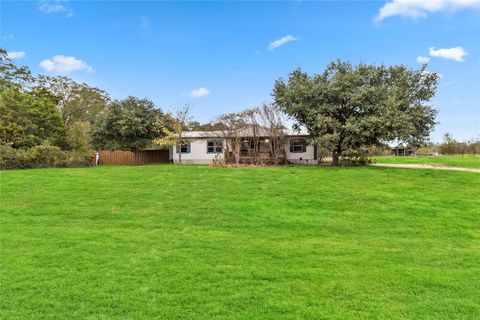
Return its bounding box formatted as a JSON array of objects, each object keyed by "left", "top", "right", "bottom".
[
  {"left": 0, "top": 144, "right": 67, "bottom": 169},
  {"left": 27, "top": 145, "right": 67, "bottom": 168},
  {"left": 340, "top": 149, "right": 374, "bottom": 166},
  {"left": 210, "top": 154, "right": 227, "bottom": 167},
  {"left": 66, "top": 149, "right": 92, "bottom": 167},
  {"left": 0, "top": 144, "right": 29, "bottom": 169},
  {"left": 65, "top": 121, "right": 94, "bottom": 167},
  {"left": 339, "top": 156, "right": 373, "bottom": 166}
]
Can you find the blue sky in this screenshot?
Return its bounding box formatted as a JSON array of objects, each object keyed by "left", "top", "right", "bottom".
[{"left": 1, "top": 0, "right": 479, "bottom": 142}]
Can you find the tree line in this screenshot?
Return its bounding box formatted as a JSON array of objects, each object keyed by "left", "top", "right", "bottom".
[
  {"left": 0, "top": 49, "right": 178, "bottom": 168},
  {"left": 435, "top": 133, "right": 479, "bottom": 157},
  {"left": 2, "top": 47, "right": 477, "bottom": 168}
]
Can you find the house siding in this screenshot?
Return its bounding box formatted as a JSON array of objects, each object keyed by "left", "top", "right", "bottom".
[
  {"left": 286, "top": 138, "right": 317, "bottom": 165},
  {"left": 170, "top": 139, "right": 225, "bottom": 164},
  {"left": 169, "top": 136, "right": 318, "bottom": 165}
]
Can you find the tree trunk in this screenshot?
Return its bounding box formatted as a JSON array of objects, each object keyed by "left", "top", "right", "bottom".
[{"left": 331, "top": 151, "right": 340, "bottom": 166}]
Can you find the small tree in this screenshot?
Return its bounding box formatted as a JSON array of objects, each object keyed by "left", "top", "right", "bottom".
[
  {"left": 216, "top": 112, "right": 246, "bottom": 164},
  {"left": 467, "top": 137, "right": 479, "bottom": 157},
  {"left": 215, "top": 105, "right": 287, "bottom": 165},
  {"left": 154, "top": 106, "right": 194, "bottom": 164},
  {"left": 439, "top": 133, "right": 459, "bottom": 156},
  {"left": 257, "top": 104, "right": 287, "bottom": 164},
  {"left": 66, "top": 121, "right": 93, "bottom": 166},
  {"left": 239, "top": 108, "right": 261, "bottom": 164},
  {"left": 416, "top": 142, "right": 437, "bottom": 156}
]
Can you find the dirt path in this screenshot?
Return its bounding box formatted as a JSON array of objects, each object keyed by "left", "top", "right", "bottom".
[{"left": 370, "top": 163, "right": 480, "bottom": 173}]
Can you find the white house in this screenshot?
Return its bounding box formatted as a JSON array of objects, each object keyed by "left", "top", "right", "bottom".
[{"left": 169, "top": 130, "right": 318, "bottom": 164}]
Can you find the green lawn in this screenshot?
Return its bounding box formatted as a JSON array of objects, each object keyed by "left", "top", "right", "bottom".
[
  {"left": 374, "top": 154, "right": 480, "bottom": 168},
  {"left": 1, "top": 165, "right": 479, "bottom": 319}
]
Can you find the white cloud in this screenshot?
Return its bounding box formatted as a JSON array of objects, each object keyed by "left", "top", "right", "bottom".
[
  {"left": 416, "top": 56, "right": 430, "bottom": 63},
  {"left": 429, "top": 46, "right": 468, "bottom": 62},
  {"left": 39, "top": 55, "right": 94, "bottom": 73},
  {"left": 38, "top": 0, "right": 74, "bottom": 17},
  {"left": 268, "top": 35, "right": 298, "bottom": 51},
  {"left": 7, "top": 51, "right": 26, "bottom": 59},
  {"left": 189, "top": 87, "right": 210, "bottom": 98},
  {"left": 375, "top": 0, "right": 480, "bottom": 21}
]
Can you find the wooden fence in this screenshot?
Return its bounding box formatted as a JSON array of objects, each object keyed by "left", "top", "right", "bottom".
[{"left": 98, "top": 150, "right": 170, "bottom": 166}]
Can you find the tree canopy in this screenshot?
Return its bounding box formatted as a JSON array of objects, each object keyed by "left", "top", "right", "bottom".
[
  {"left": 0, "top": 49, "right": 33, "bottom": 90},
  {"left": 0, "top": 88, "right": 66, "bottom": 148},
  {"left": 35, "top": 75, "right": 110, "bottom": 126},
  {"left": 154, "top": 106, "right": 194, "bottom": 164},
  {"left": 273, "top": 60, "right": 439, "bottom": 165},
  {"left": 91, "top": 96, "right": 167, "bottom": 151},
  {"left": 0, "top": 50, "right": 66, "bottom": 149}
]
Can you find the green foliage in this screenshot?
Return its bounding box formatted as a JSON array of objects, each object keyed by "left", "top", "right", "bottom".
[
  {"left": 439, "top": 133, "right": 461, "bottom": 156},
  {"left": 0, "top": 48, "right": 33, "bottom": 90},
  {"left": 1, "top": 166, "right": 479, "bottom": 318},
  {"left": 273, "top": 61, "right": 438, "bottom": 165},
  {"left": 26, "top": 145, "right": 67, "bottom": 168},
  {"left": 0, "top": 145, "right": 28, "bottom": 169},
  {"left": 467, "top": 137, "right": 480, "bottom": 156},
  {"left": 340, "top": 148, "right": 374, "bottom": 166},
  {"left": 35, "top": 75, "right": 110, "bottom": 126},
  {"left": 154, "top": 105, "right": 195, "bottom": 164},
  {"left": 0, "top": 143, "right": 93, "bottom": 169},
  {"left": 91, "top": 96, "right": 166, "bottom": 151},
  {"left": 0, "top": 53, "right": 69, "bottom": 151},
  {"left": 0, "top": 89, "right": 67, "bottom": 149},
  {"left": 339, "top": 156, "right": 373, "bottom": 166},
  {"left": 0, "top": 144, "right": 67, "bottom": 169},
  {"left": 65, "top": 121, "right": 93, "bottom": 166}
]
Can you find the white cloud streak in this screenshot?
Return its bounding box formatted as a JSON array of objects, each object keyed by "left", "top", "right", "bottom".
[
  {"left": 416, "top": 56, "right": 430, "bottom": 63},
  {"left": 429, "top": 46, "right": 468, "bottom": 62},
  {"left": 38, "top": 0, "right": 74, "bottom": 18},
  {"left": 7, "top": 51, "right": 26, "bottom": 59},
  {"left": 189, "top": 87, "right": 210, "bottom": 98},
  {"left": 268, "top": 35, "right": 298, "bottom": 51},
  {"left": 375, "top": 0, "right": 480, "bottom": 21},
  {"left": 39, "top": 55, "right": 94, "bottom": 73}
]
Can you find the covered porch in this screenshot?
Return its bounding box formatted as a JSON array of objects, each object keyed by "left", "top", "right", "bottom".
[{"left": 237, "top": 137, "right": 284, "bottom": 164}]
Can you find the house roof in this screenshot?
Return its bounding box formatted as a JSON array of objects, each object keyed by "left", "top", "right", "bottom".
[{"left": 182, "top": 129, "right": 310, "bottom": 138}]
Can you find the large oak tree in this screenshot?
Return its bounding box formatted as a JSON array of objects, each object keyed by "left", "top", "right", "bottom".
[
  {"left": 273, "top": 61, "right": 438, "bottom": 165},
  {"left": 91, "top": 96, "right": 167, "bottom": 151}
]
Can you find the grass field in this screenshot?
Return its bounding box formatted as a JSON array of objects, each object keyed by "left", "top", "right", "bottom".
[
  {"left": 374, "top": 154, "right": 480, "bottom": 168},
  {"left": 1, "top": 165, "right": 479, "bottom": 319}
]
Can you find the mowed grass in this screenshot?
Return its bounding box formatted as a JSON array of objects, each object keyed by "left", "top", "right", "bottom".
[
  {"left": 374, "top": 154, "right": 480, "bottom": 168},
  {"left": 1, "top": 165, "right": 479, "bottom": 319}
]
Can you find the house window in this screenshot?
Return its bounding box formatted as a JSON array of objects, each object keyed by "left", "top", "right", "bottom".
[
  {"left": 207, "top": 140, "right": 223, "bottom": 153},
  {"left": 290, "top": 139, "right": 307, "bottom": 153},
  {"left": 176, "top": 143, "right": 191, "bottom": 153}
]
